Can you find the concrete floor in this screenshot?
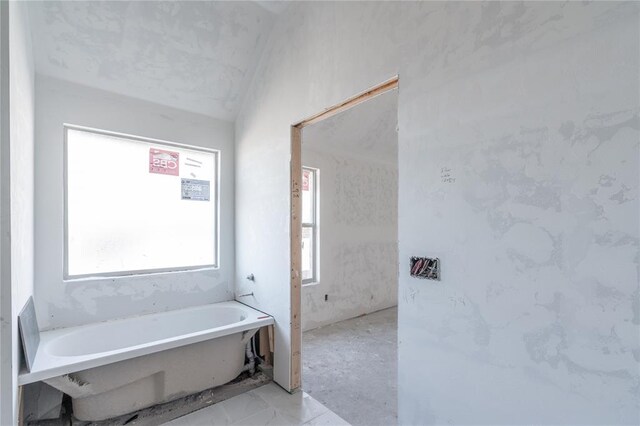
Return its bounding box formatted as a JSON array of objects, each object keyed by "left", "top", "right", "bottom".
[{"left": 302, "top": 307, "right": 398, "bottom": 426}]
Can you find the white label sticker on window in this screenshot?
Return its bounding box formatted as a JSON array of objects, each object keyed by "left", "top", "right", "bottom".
[{"left": 181, "top": 178, "right": 210, "bottom": 201}]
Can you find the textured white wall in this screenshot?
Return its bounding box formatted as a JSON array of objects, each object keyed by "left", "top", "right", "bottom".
[
  {"left": 301, "top": 148, "right": 398, "bottom": 332},
  {"left": 300, "top": 91, "right": 399, "bottom": 331},
  {"left": 0, "top": 1, "right": 35, "bottom": 423},
  {"left": 0, "top": 3, "right": 9, "bottom": 419},
  {"left": 34, "top": 76, "right": 236, "bottom": 330},
  {"left": 235, "top": 1, "right": 639, "bottom": 422},
  {"left": 10, "top": 0, "right": 35, "bottom": 320}
]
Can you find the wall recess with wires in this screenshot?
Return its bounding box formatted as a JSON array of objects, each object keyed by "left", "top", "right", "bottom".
[{"left": 410, "top": 257, "right": 440, "bottom": 280}]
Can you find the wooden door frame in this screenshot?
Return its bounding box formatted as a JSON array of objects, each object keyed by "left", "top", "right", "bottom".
[{"left": 289, "top": 76, "right": 399, "bottom": 390}]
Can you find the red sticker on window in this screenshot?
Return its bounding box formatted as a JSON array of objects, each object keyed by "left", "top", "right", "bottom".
[
  {"left": 149, "top": 148, "right": 179, "bottom": 176},
  {"left": 302, "top": 170, "right": 310, "bottom": 191}
]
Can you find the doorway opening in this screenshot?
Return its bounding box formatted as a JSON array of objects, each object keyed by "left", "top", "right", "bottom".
[{"left": 290, "top": 77, "right": 399, "bottom": 424}]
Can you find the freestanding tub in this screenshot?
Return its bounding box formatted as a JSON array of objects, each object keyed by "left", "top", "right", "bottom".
[{"left": 19, "top": 301, "right": 274, "bottom": 421}]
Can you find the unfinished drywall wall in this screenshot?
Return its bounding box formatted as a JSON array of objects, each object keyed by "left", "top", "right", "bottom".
[
  {"left": 235, "top": 1, "right": 639, "bottom": 422},
  {"left": 301, "top": 91, "right": 398, "bottom": 331},
  {"left": 0, "top": 3, "right": 10, "bottom": 420},
  {"left": 301, "top": 150, "right": 398, "bottom": 331},
  {"left": 35, "top": 76, "right": 235, "bottom": 331},
  {"left": 10, "top": 0, "right": 35, "bottom": 332},
  {"left": 0, "top": 1, "right": 36, "bottom": 423}
]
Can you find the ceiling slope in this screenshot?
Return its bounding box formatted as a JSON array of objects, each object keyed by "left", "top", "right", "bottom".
[{"left": 28, "top": 1, "right": 280, "bottom": 121}]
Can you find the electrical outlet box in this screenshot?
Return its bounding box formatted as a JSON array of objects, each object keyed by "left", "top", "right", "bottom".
[{"left": 410, "top": 257, "right": 440, "bottom": 280}]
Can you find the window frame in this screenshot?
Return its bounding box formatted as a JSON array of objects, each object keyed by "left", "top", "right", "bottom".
[
  {"left": 63, "top": 124, "right": 220, "bottom": 280},
  {"left": 301, "top": 166, "right": 319, "bottom": 285}
]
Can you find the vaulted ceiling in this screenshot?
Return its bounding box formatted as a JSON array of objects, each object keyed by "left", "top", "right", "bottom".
[{"left": 28, "top": 1, "right": 284, "bottom": 121}]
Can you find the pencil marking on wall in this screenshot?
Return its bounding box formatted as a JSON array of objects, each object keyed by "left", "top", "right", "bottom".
[{"left": 440, "top": 167, "right": 456, "bottom": 184}]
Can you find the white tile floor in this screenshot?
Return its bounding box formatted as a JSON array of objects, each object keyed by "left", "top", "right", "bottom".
[{"left": 165, "top": 383, "right": 350, "bottom": 426}]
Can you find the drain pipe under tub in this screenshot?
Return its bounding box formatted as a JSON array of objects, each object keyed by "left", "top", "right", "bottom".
[
  {"left": 241, "top": 339, "right": 256, "bottom": 376},
  {"left": 240, "top": 273, "right": 257, "bottom": 375},
  {"left": 252, "top": 335, "right": 264, "bottom": 364}
]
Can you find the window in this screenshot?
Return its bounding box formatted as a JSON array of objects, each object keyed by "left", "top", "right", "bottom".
[
  {"left": 65, "top": 126, "right": 218, "bottom": 278},
  {"left": 301, "top": 167, "right": 318, "bottom": 284}
]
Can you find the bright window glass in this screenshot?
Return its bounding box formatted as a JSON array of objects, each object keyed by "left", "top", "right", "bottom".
[
  {"left": 301, "top": 226, "right": 314, "bottom": 282},
  {"left": 301, "top": 167, "right": 318, "bottom": 283},
  {"left": 302, "top": 168, "right": 315, "bottom": 224},
  {"left": 65, "top": 127, "right": 218, "bottom": 278}
]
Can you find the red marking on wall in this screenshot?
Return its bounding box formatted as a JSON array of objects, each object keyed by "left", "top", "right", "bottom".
[{"left": 149, "top": 148, "right": 179, "bottom": 176}]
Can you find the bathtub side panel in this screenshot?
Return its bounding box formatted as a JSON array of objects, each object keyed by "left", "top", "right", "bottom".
[{"left": 64, "top": 332, "right": 253, "bottom": 421}]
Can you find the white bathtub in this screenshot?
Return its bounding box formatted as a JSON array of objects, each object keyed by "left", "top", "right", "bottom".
[{"left": 19, "top": 301, "right": 274, "bottom": 421}]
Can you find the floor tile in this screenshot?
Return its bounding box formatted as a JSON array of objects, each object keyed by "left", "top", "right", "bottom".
[
  {"left": 250, "top": 384, "right": 328, "bottom": 423},
  {"left": 303, "top": 410, "right": 350, "bottom": 426},
  {"left": 220, "top": 391, "right": 270, "bottom": 423},
  {"left": 165, "top": 383, "right": 349, "bottom": 426},
  {"left": 233, "top": 407, "right": 298, "bottom": 426},
  {"left": 165, "top": 402, "right": 231, "bottom": 425}
]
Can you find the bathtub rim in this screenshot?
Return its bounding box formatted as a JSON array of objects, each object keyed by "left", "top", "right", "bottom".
[{"left": 18, "top": 300, "right": 273, "bottom": 385}]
